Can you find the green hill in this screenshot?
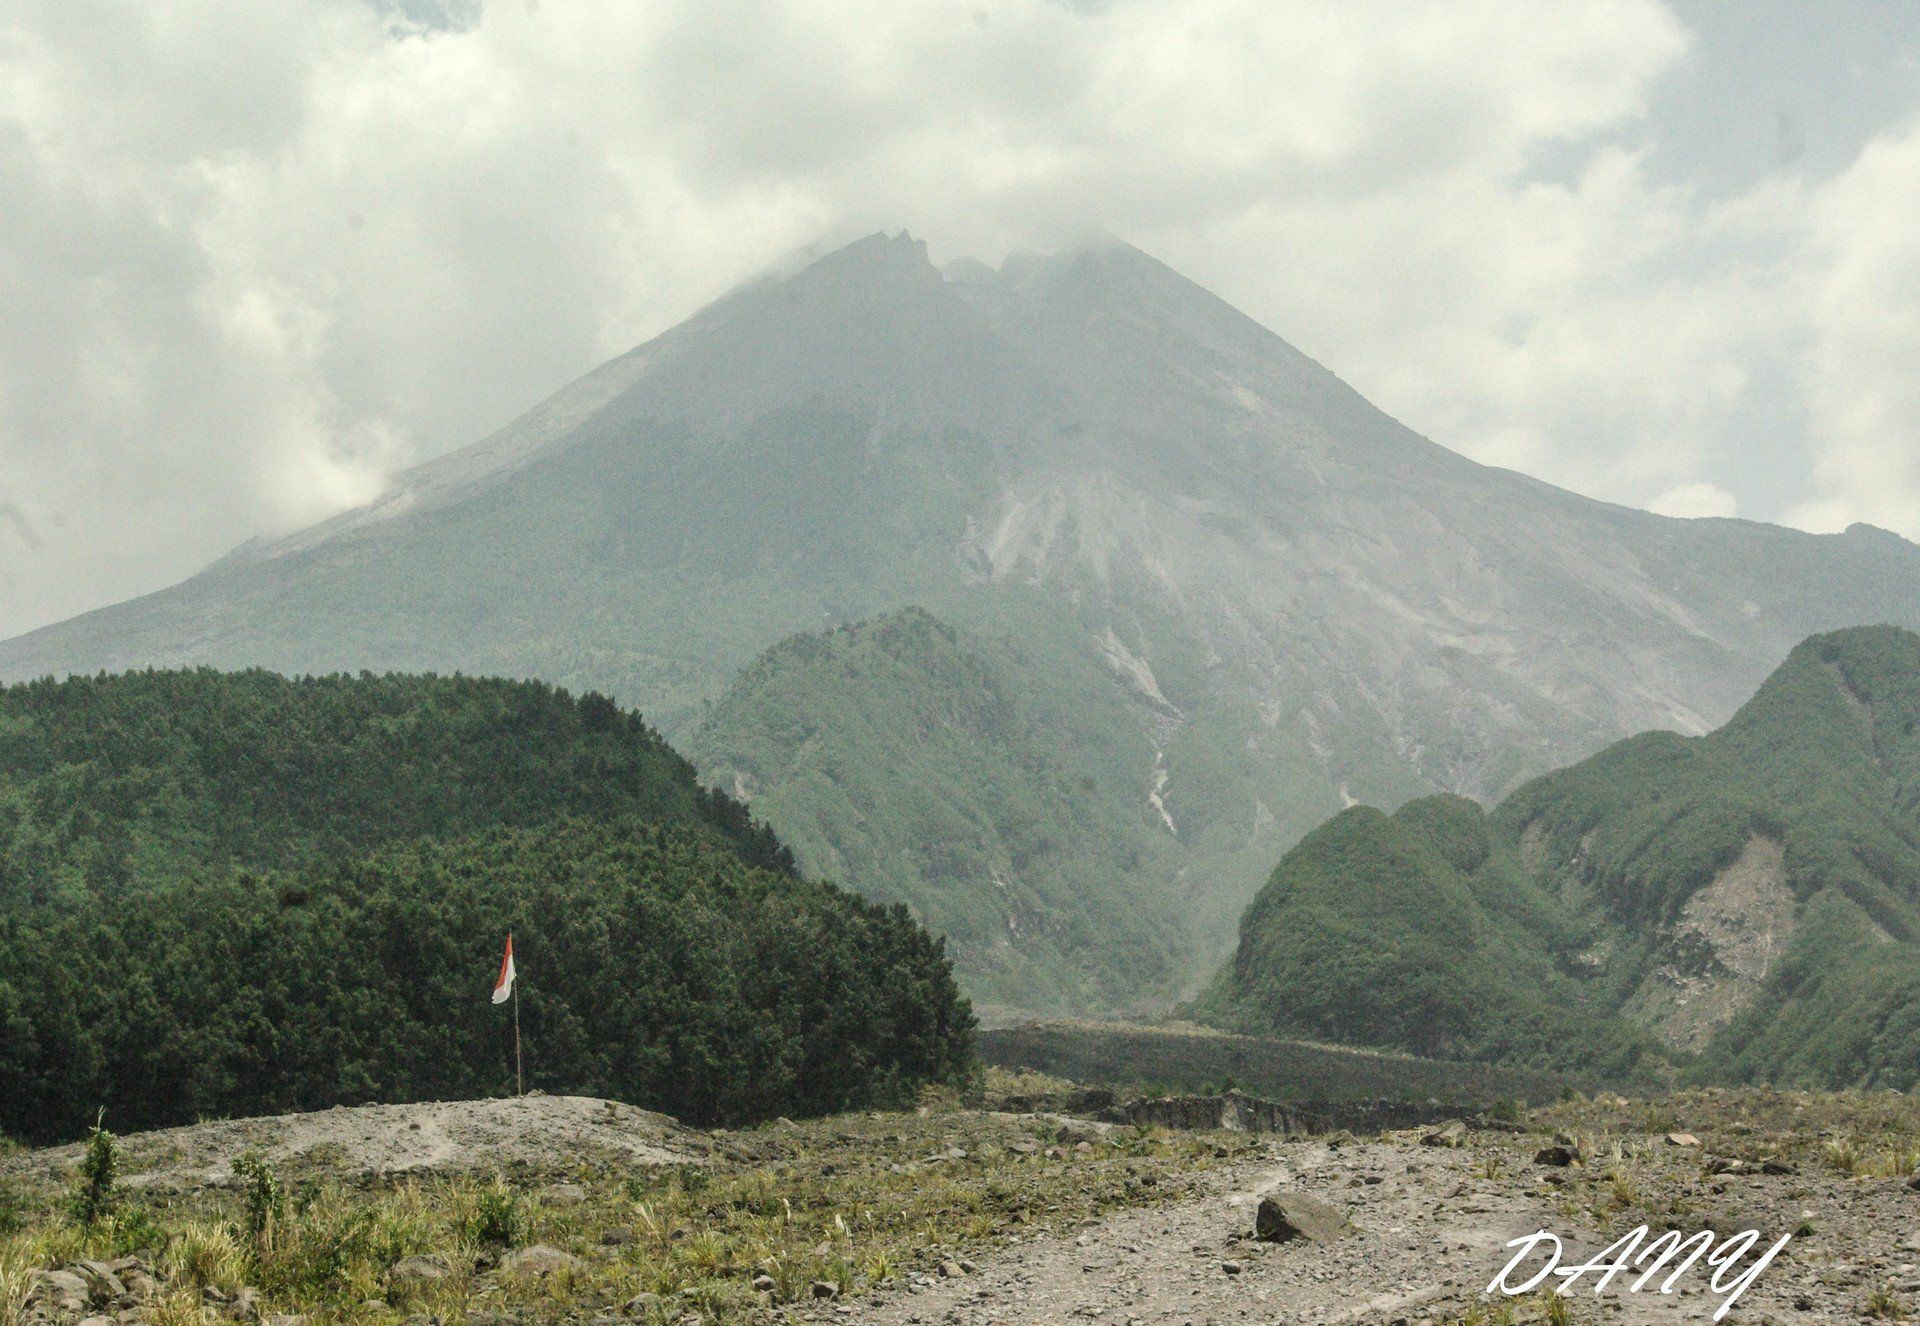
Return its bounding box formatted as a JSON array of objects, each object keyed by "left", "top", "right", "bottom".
[
  {"left": 0, "top": 670, "right": 971, "bottom": 1143},
  {"left": 1201, "top": 626, "right": 1920, "bottom": 1090},
  {"left": 687, "top": 607, "right": 1190, "bottom": 1016}
]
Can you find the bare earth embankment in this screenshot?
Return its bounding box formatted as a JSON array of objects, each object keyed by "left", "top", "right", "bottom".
[{"left": 2, "top": 1096, "right": 697, "bottom": 1191}]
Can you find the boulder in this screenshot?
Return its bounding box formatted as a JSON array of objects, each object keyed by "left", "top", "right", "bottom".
[
  {"left": 544, "top": 1183, "right": 588, "bottom": 1206},
  {"left": 1665, "top": 1133, "right": 1700, "bottom": 1148},
  {"left": 388, "top": 1255, "right": 451, "bottom": 1284},
  {"left": 1534, "top": 1145, "right": 1581, "bottom": 1168},
  {"left": 1421, "top": 1122, "right": 1466, "bottom": 1149},
  {"left": 75, "top": 1263, "right": 127, "bottom": 1305},
  {"left": 500, "top": 1245, "right": 582, "bottom": 1277},
  {"left": 1254, "top": 1193, "right": 1352, "bottom": 1243},
  {"left": 29, "top": 1270, "right": 92, "bottom": 1314}
]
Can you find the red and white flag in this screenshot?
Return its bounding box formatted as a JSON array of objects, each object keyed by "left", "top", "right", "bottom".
[{"left": 491, "top": 935, "right": 516, "bottom": 1005}]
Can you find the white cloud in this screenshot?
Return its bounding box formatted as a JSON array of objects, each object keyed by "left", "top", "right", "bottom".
[
  {"left": 1647, "top": 481, "right": 1739, "bottom": 518},
  {"left": 1790, "top": 117, "right": 1920, "bottom": 534},
  {"left": 0, "top": 0, "right": 1915, "bottom": 638}
]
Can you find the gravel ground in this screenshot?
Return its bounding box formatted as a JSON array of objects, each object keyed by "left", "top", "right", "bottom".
[{"left": 843, "top": 1128, "right": 1919, "bottom": 1326}]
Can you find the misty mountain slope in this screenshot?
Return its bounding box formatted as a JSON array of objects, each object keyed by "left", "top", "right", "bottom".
[
  {"left": 1203, "top": 627, "right": 1920, "bottom": 1089},
  {"left": 687, "top": 605, "right": 1190, "bottom": 1017},
  {"left": 6, "top": 230, "right": 1920, "bottom": 1010}
]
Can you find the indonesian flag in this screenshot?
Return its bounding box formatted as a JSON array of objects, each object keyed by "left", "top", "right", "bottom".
[{"left": 491, "top": 935, "right": 516, "bottom": 1005}]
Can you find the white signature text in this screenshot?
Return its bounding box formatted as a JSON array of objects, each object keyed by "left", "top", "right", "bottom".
[{"left": 1488, "top": 1225, "right": 1792, "bottom": 1321}]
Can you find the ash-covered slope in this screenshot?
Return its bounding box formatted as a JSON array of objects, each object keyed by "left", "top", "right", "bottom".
[{"left": 5, "top": 231, "right": 1919, "bottom": 1011}]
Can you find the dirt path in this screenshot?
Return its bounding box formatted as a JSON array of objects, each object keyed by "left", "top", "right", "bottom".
[{"left": 848, "top": 1134, "right": 1894, "bottom": 1325}]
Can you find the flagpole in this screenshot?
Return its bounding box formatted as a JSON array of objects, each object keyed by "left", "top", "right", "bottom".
[{"left": 513, "top": 979, "right": 523, "bottom": 1098}]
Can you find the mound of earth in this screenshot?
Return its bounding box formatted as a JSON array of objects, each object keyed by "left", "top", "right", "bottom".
[{"left": 2, "top": 1095, "right": 700, "bottom": 1189}]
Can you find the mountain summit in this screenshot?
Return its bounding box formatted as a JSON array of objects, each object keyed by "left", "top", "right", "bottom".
[{"left": 7, "top": 232, "right": 1920, "bottom": 1012}]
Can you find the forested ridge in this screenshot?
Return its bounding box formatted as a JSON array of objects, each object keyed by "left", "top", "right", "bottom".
[
  {"left": 1202, "top": 627, "right": 1920, "bottom": 1091},
  {"left": 0, "top": 670, "right": 972, "bottom": 1144}
]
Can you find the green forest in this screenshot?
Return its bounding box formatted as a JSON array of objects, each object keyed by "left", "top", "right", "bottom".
[
  {"left": 0, "top": 670, "right": 972, "bottom": 1144},
  {"left": 1201, "top": 626, "right": 1920, "bottom": 1091}
]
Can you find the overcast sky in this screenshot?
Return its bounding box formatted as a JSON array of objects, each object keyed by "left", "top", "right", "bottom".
[{"left": 1, "top": 1, "right": 1917, "bottom": 640}]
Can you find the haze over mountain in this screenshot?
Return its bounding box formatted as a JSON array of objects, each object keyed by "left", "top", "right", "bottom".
[
  {"left": 1202, "top": 626, "right": 1920, "bottom": 1091},
  {"left": 6, "top": 231, "right": 1920, "bottom": 1013}
]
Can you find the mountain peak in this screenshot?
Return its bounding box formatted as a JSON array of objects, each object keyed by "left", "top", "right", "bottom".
[{"left": 796, "top": 230, "right": 938, "bottom": 285}]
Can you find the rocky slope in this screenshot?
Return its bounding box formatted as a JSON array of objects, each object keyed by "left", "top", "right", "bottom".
[{"left": 7, "top": 232, "right": 1920, "bottom": 1010}]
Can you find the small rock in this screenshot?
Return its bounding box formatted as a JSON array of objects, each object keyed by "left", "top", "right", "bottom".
[
  {"left": 623, "top": 1293, "right": 662, "bottom": 1315},
  {"left": 389, "top": 1256, "right": 451, "bottom": 1284},
  {"left": 1665, "top": 1132, "right": 1700, "bottom": 1148},
  {"left": 809, "top": 1281, "right": 839, "bottom": 1300},
  {"left": 1221, "top": 1261, "right": 1244, "bottom": 1276},
  {"left": 544, "top": 1183, "right": 588, "bottom": 1205},
  {"left": 1534, "top": 1145, "right": 1580, "bottom": 1168},
  {"left": 264, "top": 1315, "right": 310, "bottom": 1326},
  {"left": 1254, "top": 1194, "right": 1352, "bottom": 1244},
  {"left": 599, "top": 1227, "right": 636, "bottom": 1247},
  {"left": 751, "top": 1274, "right": 776, "bottom": 1294},
  {"left": 1421, "top": 1122, "right": 1466, "bottom": 1149},
  {"left": 501, "top": 1245, "right": 583, "bottom": 1277},
  {"left": 938, "top": 1260, "right": 966, "bottom": 1278},
  {"left": 227, "top": 1288, "right": 260, "bottom": 1323}
]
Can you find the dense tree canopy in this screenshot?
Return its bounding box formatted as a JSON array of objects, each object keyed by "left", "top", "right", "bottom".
[{"left": 0, "top": 670, "right": 971, "bottom": 1144}]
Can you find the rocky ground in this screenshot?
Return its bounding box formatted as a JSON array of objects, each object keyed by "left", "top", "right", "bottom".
[
  {"left": 6, "top": 1088, "right": 1919, "bottom": 1326},
  {"left": 846, "top": 1126, "right": 1918, "bottom": 1325}
]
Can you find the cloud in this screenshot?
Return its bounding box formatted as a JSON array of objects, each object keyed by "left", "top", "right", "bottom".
[
  {"left": 1789, "top": 116, "right": 1920, "bottom": 534},
  {"left": 1647, "top": 482, "right": 1739, "bottom": 518},
  {"left": 0, "top": 0, "right": 1914, "bottom": 638}
]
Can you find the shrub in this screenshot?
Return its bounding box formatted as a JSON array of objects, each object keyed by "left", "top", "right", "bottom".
[
  {"left": 466, "top": 1180, "right": 524, "bottom": 1249},
  {"left": 70, "top": 1117, "right": 122, "bottom": 1229},
  {"left": 233, "top": 1151, "right": 284, "bottom": 1247}
]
